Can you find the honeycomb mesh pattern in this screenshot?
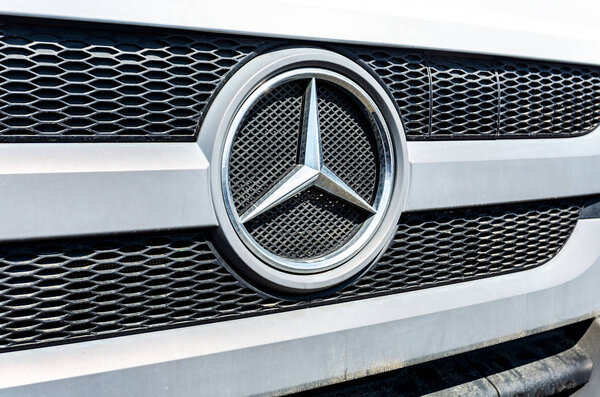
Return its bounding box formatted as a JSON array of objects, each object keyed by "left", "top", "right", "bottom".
[
  {"left": 497, "top": 60, "right": 600, "bottom": 137},
  {"left": 228, "top": 79, "right": 378, "bottom": 260},
  {"left": 0, "top": 198, "right": 583, "bottom": 351},
  {"left": 429, "top": 57, "right": 497, "bottom": 138},
  {"left": 0, "top": 17, "right": 598, "bottom": 141},
  {"left": 347, "top": 199, "right": 582, "bottom": 293},
  {"left": 351, "top": 48, "right": 600, "bottom": 139},
  {"left": 0, "top": 18, "right": 263, "bottom": 140},
  {"left": 352, "top": 50, "right": 431, "bottom": 139}
]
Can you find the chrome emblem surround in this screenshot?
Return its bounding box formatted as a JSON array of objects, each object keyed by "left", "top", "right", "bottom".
[{"left": 222, "top": 68, "right": 395, "bottom": 274}]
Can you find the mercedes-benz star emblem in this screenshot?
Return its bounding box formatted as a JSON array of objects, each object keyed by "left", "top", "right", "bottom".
[
  {"left": 240, "top": 78, "right": 376, "bottom": 224},
  {"left": 220, "top": 65, "right": 396, "bottom": 284}
]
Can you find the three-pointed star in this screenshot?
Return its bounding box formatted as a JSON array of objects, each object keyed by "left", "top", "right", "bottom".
[{"left": 240, "top": 78, "right": 376, "bottom": 224}]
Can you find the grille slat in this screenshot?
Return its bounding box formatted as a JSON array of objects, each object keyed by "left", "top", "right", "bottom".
[{"left": 0, "top": 198, "right": 583, "bottom": 351}]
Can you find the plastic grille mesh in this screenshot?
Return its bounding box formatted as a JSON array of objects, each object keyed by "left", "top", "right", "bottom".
[
  {"left": 228, "top": 82, "right": 303, "bottom": 214},
  {"left": 348, "top": 199, "right": 582, "bottom": 292},
  {"left": 429, "top": 57, "right": 497, "bottom": 138},
  {"left": 245, "top": 188, "right": 368, "bottom": 259},
  {"left": 353, "top": 50, "right": 431, "bottom": 139},
  {"left": 351, "top": 48, "right": 600, "bottom": 139},
  {"left": 318, "top": 82, "right": 379, "bottom": 202},
  {"left": 228, "top": 79, "right": 378, "bottom": 260},
  {"left": 0, "top": 18, "right": 263, "bottom": 140},
  {"left": 497, "top": 60, "right": 600, "bottom": 137},
  {"left": 0, "top": 17, "right": 598, "bottom": 141},
  {"left": 0, "top": 197, "right": 583, "bottom": 351}
]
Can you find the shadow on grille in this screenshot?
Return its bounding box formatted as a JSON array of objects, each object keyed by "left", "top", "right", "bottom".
[
  {"left": 0, "top": 18, "right": 264, "bottom": 140},
  {"left": 0, "top": 198, "right": 583, "bottom": 351}
]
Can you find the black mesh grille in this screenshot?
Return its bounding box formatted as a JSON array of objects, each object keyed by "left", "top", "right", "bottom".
[
  {"left": 352, "top": 50, "right": 431, "bottom": 139},
  {"left": 245, "top": 188, "right": 368, "bottom": 259},
  {"left": 318, "top": 82, "right": 379, "bottom": 202},
  {"left": 0, "top": 197, "right": 583, "bottom": 351},
  {"left": 353, "top": 200, "right": 581, "bottom": 291},
  {"left": 228, "top": 79, "right": 378, "bottom": 260},
  {"left": 352, "top": 48, "right": 600, "bottom": 139},
  {"left": 0, "top": 18, "right": 264, "bottom": 141},
  {"left": 228, "top": 82, "right": 303, "bottom": 214},
  {"left": 429, "top": 57, "right": 497, "bottom": 138},
  {"left": 497, "top": 60, "right": 600, "bottom": 137},
  {"left": 0, "top": 17, "right": 598, "bottom": 141}
]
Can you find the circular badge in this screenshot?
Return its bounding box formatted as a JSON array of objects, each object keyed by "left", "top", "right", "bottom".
[{"left": 199, "top": 48, "right": 408, "bottom": 292}]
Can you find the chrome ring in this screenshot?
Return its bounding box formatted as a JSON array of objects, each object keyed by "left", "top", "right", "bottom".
[{"left": 221, "top": 68, "right": 395, "bottom": 274}]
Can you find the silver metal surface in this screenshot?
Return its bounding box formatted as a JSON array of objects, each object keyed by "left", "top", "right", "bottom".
[
  {"left": 240, "top": 165, "right": 319, "bottom": 223},
  {"left": 299, "top": 78, "right": 323, "bottom": 171},
  {"left": 0, "top": 143, "right": 215, "bottom": 242},
  {"left": 0, "top": 127, "right": 598, "bottom": 243},
  {"left": 314, "top": 166, "right": 376, "bottom": 214},
  {"left": 405, "top": 129, "right": 600, "bottom": 211},
  {"left": 222, "top": 68, "right": 394, "bottom": 274}
]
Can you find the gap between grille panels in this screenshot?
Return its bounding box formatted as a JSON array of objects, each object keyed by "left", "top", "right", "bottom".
[{"left": 0, "top": 197, "right": 587, "bottom": 351}]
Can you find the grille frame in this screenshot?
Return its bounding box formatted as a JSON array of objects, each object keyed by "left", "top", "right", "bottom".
[{"left": 0, "top": 196, "right": 587, "bottom": 352}]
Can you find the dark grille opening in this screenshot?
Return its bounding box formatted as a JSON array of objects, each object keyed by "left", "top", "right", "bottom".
[
  {"left": 497, "top": 60, "right": 600, "bottom": 137},
  {"left": 0, "top": 197, "right": 585, "bottom": 351},
  {"left": 352, "top": 49, "right": 600, "bottom": 139},
  {"left": 429, "top": 56, "right": 497, "bottom": 138},
  {"left": 0, "top": 17, "right": 598, "bottom": 141},
  {"left": 0, "top": 18, "right": 265, "bottom": 141}
]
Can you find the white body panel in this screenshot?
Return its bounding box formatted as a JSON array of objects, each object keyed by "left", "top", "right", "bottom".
[{"left": 0, "top": 0, "right": 599, "bottom": 65}]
